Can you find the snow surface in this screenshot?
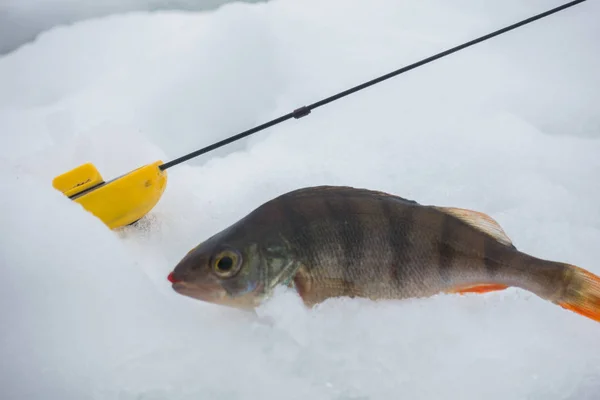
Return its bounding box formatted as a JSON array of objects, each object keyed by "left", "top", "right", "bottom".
[{"left": 2, "top": 0, "right": 600, "bottom": 399}]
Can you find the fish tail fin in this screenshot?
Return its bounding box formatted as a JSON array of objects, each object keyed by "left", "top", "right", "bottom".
[{"left": 555, "top": 264, "right": 600, "bottom": 323}]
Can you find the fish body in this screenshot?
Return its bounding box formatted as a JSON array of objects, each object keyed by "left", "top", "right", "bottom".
[{"left": 169, "top": 186, "right": 600, "bottom": 322}]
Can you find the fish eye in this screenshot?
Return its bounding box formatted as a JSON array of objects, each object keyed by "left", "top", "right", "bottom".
[
  {"left": 212, "top": 249, "right": 242, "bottom": 278},
  {"left": 217, "top": 256, "right": 234, "bottom": 270}
]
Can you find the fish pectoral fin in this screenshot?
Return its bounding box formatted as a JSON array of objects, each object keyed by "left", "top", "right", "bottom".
[
  {"left": 292, "top": 265, "right": 364, "bottom": 307},
  {"left": 435, "top": 206, "right": 514, "bottom": 248},
  {"left": 445, "top": 283, "right": 509, "bottom": 295}
]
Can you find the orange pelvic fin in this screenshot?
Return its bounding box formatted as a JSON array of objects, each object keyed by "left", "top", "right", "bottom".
[
  {"left": 446, "top": 283, "right": 509, "bottom": 295},
  {"left": 557, "top": 265, "right": 600, "bottom": 323}
]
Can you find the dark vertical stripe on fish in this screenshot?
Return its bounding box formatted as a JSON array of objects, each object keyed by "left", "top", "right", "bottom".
[
  {"left": 277, "top": 195, "right": 317, "bottom": 267},
  {"left": 483, "top": 237, "right": 508, "bottom": 277},
  {"left": 438, "top": 213, "right": 457, "bottom": 283},
  {"left": 380, "top": 198, "right": 414, "bottom": 288},
  {"left": 324, "top": 195, "right": 365, "bottom": 296}
]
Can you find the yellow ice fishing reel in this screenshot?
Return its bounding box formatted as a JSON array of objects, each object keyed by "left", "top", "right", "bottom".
[{"left": 52, "top": 160, "right": 168, "bottom": 229}]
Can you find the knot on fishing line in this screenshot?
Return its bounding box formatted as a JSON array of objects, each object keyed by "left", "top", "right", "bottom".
[{"left": 293, "top": 106, "right": 311, "bottom": 119}]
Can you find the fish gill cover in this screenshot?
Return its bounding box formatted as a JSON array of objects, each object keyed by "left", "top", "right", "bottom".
[{"left": 0, "top": 0, "right": 599, "bottom": 399}]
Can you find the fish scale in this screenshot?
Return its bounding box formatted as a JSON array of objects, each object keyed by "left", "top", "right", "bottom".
[{"left": 169, "top": 185, "right": 600, "bottom": 324}]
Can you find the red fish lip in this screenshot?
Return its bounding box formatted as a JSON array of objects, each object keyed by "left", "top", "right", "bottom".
[{"left": 167, "top": 272, "right": 182, "bottom": 284}]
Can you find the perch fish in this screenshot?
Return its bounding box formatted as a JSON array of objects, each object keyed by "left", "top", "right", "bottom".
[{"left": 168, "top": 186, "right": 600, "bottom": 323}]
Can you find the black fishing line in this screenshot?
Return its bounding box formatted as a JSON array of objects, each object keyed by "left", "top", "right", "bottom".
[{"left": 159, "top": 0, "right": 587, "bottom": 171}]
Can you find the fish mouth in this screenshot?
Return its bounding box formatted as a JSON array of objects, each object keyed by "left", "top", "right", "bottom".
[
  {"left": 167, "top": 269, "right": 224, "bottom": 302},
  {"left": 168, "top": 271, "right": 182, "bottom": 284}
]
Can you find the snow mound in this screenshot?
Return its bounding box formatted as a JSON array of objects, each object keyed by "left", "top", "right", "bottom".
[{"left": 0, "top": 0, "right": 267, "bottom": 55}]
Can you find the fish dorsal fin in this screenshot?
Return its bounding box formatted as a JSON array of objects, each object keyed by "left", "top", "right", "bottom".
[{"left": 435, "top": 207, "right": 514, "bottom": 248}]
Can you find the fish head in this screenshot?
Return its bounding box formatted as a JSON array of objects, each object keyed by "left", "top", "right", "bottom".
[{"left": 168, "top": 218, "right": 297, "bottom": 310}]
